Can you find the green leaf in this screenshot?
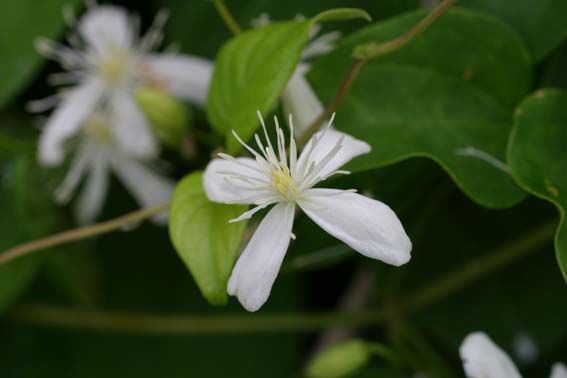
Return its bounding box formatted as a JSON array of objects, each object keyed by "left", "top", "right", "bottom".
[
  {"left": 312, "top": 8, "right": 372, "bottom": 24},
  {"left": 0, "top": 157, "right": 59, "bottom": 312},
  {"left": 308, "top": 8, "right": 530, "bottom": 208},
  {"left": 508, "top": 89, "right": 567, "bottom": 282},
  {"left": 169, "top": 171, "right": 247, "bottom": 305},
  {"left": 0, "top": 0, "right": 81, "bottom": 109},
  {"left": 461, "top": 0, "right": 567, "bottom": 61},
  {"left": 207, "top": 20, "right": 311, "bottom": 152},
  {"left": 311, "top": 64, "right": 525, "bottom": 208},
  {"left": 312, "top": 7, "right": 532, "bottom": 108}
]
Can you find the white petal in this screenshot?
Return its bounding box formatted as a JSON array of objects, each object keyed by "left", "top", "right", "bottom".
[
  {"left": 460, "top": 332, "right": 523, "bottom": 378},
  {"left": 203, "top": 158, "right": 272, "bottom": 205},
  {"left": 551, "top": 364, "right": 567, "bottom": 378},
  {"left": 54, "top": 144, "right": 91, "bottom": 204},
  {"left": 110, "top": 91, "right": 159, "bottom": 159},
  {"left": 79, "top": 5, "right": 133, "bottom": 54},
  {"left": 227, "top": 202, "right": 295, "bottom": 312},
  {"left": 110, "top": 154, "right": 174, "bottom": 224},
  {"left": 298, "top": 189, "right": 411, "bottom": 266},
  {"left": 146, "top": 53, "right": 213, "bottom": 106},
  {"left": 38, "top": 79, "right": 103, "bottom": 165},
  {"left": 281, "top": 66, "right": 324, "bottom": 139},
  {"left": 74, "top": 149, "right": 110, "bottom": 225},
  {"left": 297, "top": 127, "right": 370, "bottom": 182}
]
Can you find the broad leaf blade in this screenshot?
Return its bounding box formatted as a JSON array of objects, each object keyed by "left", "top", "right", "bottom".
[
  {"left": 461, "top": 0, "right": 567, "bottom": 61},
  {"left": 311, "top": 64, "right": 525, "bottom": 208},
  {"left": 169, "top": 171, "right": 247, "bottom": 305},
  {"left": 207, "top": 21, "right": 311, "bottom": 152},
  {"left": 311, "top": 8, "right": 532, "bottom": 108},
  {"left": 508, "top": 89, "right": 567, "bottom": 282},
  {"left": 0, "top": 0, "right": 81, "bottom": 109}
]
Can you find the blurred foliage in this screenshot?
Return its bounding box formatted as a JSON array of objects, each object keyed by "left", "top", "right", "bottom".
[{"left": 1, "top": 0, "right": 567, "bottom": 377}]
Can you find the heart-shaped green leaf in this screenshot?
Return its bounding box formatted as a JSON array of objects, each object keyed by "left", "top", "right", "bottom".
[
  {"left": 169, "top": 171, "right": 248, "bottom": 305},
  {"left": 508, "top": 89, "right": 567, "bottom": 282},
  {"left": 310, "top": 64, "right": 525, "bottom": 208},
  {"left": 0, "top": 0, "right": 81, "bottom": 109},
  {"left": 308, "top": 8, "right": 530, "bottom": 208},
  {"left": 461, "top": 0, "right": 567, "bottom": 61}
]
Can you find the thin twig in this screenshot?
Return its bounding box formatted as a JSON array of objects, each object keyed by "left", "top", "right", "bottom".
[
  {"left": 212, "top": 0, "right": 242, "bottom": 35},
  {"left": 0, "top": 203, "right": 170, "bottom": 266}
]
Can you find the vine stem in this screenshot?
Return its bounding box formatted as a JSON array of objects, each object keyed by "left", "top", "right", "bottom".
[
  {"left": 0, "top": 203, "right": 170, "bottom": 266},
  {"left": 298, "top": 0, "right": 455, "bottom": 147},
  {"left": 212, "top": 0, "right": 242, "bottom": 35},
  {"left": 5, "top": 220, "right": 555, "bottom": 334}
]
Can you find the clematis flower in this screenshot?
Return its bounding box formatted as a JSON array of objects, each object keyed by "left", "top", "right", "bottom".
[
  {"left": 460, "top": 332, "right": 567, "bottom": 378},
  {"left": 54, "top": 111, "right": 174, "bottom": 225},
  {"left": 252, "top": 13, "right": 340, "bottom": 138},
  {"left": 32, "top": 3, "right": 213, "bottom": 166},
  {"left": 203, "top": 112, "right": 412, "bottom": 311}
]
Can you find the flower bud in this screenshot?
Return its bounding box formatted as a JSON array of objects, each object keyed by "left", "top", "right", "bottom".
[
  {"left": 135, "top": 87, "right": 190, "bottom": 148},
  {"left": 306, "top": 339, "right": 371, "bottom": 378}
]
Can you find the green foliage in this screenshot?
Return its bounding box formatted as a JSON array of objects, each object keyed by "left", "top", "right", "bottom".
[
  {"left": 309, "top": 8, "right": 530, "bottom": 208},
  {"left": 207, "top": 20, "right": 311, "bottom": 151},
  {"left": 0, "top": 157, "right": 58, "bottom": 312},
  {"left": 0, "top": 0, "right": 81, "bottom": 109},
  {"left": 508, "top": 89, "right": 567, "bottom": 282},
  {"left": 169, "top": 172, "right": 248, "bottom": 305},
  {"left": 461, "top": 0, "right": 567, "bottom": 61}
]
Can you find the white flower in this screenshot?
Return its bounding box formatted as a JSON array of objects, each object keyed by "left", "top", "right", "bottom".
[
  {"left": 203, "top": 112, "right": 412, "bottom": 311},
  {"left": 33, "top": 4, "right": 213, "bottom": 166},
  {"left": 252, "top": 13, "right": 340, "bottom": 138},
  {"left": 460, "top": 332, "right": 567, "bottom": 378},
  {"left": 55, "top": 111, "right": 174, "bottom": 225}
]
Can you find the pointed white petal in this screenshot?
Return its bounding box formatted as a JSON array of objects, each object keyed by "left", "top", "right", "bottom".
[
  {"left": 110, "top": 91, "right": 159, "bottom": 159},
  {"left": 298, "top": 189, "right": 411, "bottom": 266},
  {"left": 297, "top": 127, "right": 370, "bottom": 182},
  {"left": 39, "top": 79, "right": 103, "bottom": 165},
  {"left": 146, "top": 53, "right": 213, "bottom": 106},
  {"left": 551, "top": 363, "right": 567, "bottom": 378},
  {"left": 79, "top": 5, "right": 133, "bottom": 53},
  {"left": 203, "top": 158, "right": 272, "bottom": 205},
  {"left": 281, "top": 67, "right": 324, "bottom": 139},
  {"left": 227, "top": 203, "right": 295, "bottom": 311},
  {"left": 74, "top": 149, "right": 110, "bottom": 225},
  {"left": 460, "top": 332, "right": 523, "bottom": 378},
  {"left": 110, "top": 154, "right": 174, "bottom": 224},
  {"left": 54, "top": 144, "right": 91, "bottom": 204}
]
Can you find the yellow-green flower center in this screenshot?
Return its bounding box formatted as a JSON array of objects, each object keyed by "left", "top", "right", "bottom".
[
  {"left": 270, "top": 165, "right": 297, "bottom": 199},
  {"left": 99, "top": 49, "right": 130, "bottom": 85},
  {"left": 85, "top": 117, "right": 112, "bottom": 143}
]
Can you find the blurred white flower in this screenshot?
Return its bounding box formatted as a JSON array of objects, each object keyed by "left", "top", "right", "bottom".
[
  {"left": 54, "top": 111, "right": 174, "bottom": 225},
  {"left": 33, "top": 4, "right": 213, "bottom": 165},
  {"left": 203, "top": 112, "right": 412, "bottom": 311},
  {"left": 252, "top": 13, "right": 340, "bottom": 138},
  {"left": 460, "top": 332, "right": 567, "bottom": 378}
]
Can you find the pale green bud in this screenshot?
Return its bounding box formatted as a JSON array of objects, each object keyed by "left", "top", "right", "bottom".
[
  {"left": 306, "top": 339, "right": 371, "bottom": 378},
  {"left": 135, "top": 87, "right": 190, "bottom": 148}
]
